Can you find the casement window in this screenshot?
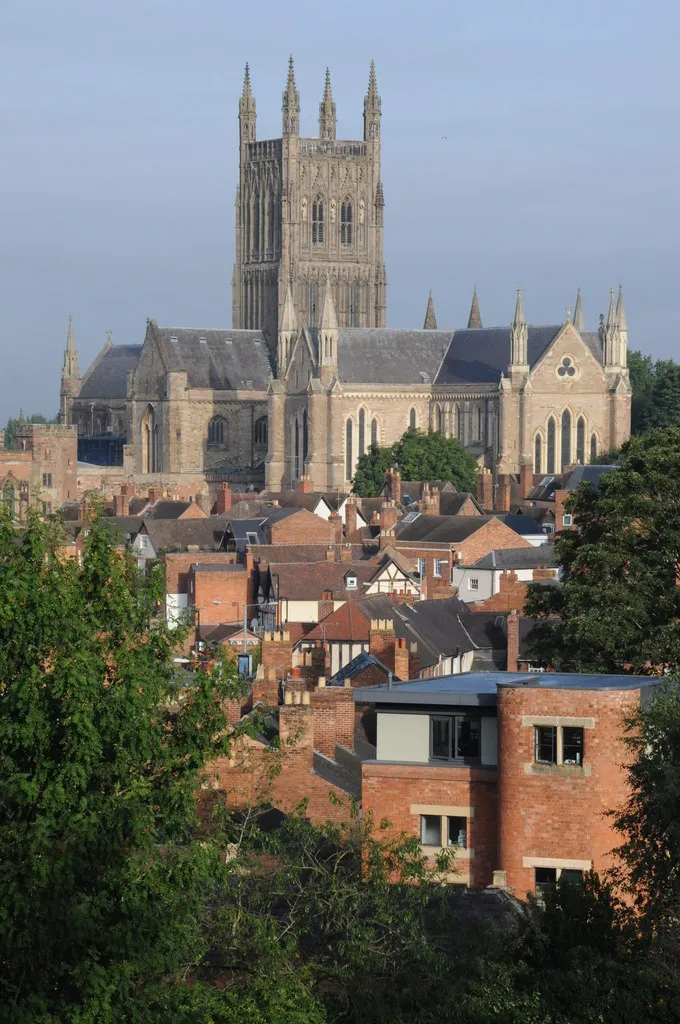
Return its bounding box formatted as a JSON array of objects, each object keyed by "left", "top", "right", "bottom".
[
  {"left": 433, "top": 558, "right": 444, "bottom": 578},
  {"left": 246, "top": 532, "right": 259, "bottom": 545},
  {"left": 42, "top": 473, "right": 52, "bottom": 487},
  {"left": 417, "top": 558, "right": 425, "bottom": 578},
  {"left": 535, "top": 866, "right": 583, "bottom": 905},
  {"left": 534, "top": 725, "right": 584, "bottom": 766},
  {"left": 468, "top": 577, "right": 479, "bottom": 591},
  {"left": 431, "top": 715, "right": 481, "bottom": 762},
  {"left": 420, "top": 814, "right": 468, "bottom": 849}
]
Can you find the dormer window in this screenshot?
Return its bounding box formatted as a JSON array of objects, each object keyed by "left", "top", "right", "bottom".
[{"left": 345, "top": 573, "right": 358, "bottom": 590}]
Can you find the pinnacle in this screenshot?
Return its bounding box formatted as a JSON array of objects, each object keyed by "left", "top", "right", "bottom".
[
  {"left": 607, "top": 287, "right": 617, "bottom": 326},
  {"left": 319, "top": 276, "right": 338, "bottom": 332},
  {"left": 468, "top": 286, "right": 482, "bottom": 329},
  {"left": 280, "top": 280, "right": 297, "bottom": 333},
  {"left": 323, "top": 67, "right": 333, "bottom": 101},
  {"left": 616, "top": 284, "right": 628, "bottom": 331},
  {"left": 286, "top": 55, "right": 296, "bottom": 91},
  {"left": 513, "top": 286, "right": 525, "bottom": 326},
  {"left": 423, "top": 290, "right": 437, "bottom": 330},
  {"left": 573, "top": 288, "right": 584, "bottom": 332},
  {"left": 242, "top": 62, "right": 252, "bottom": 98}
]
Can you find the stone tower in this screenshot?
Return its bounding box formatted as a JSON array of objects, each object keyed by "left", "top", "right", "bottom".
[
  {"left": 232, "top": 58, "right": 387, "bottom": 353},
  {"left": 59, "top": 315, "right": 81, "bottom": 425}
]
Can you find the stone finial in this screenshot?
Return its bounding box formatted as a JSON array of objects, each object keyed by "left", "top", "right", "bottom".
[
  {"left": 510, "top": 287, "right": 528, "bottom": 367},
  {"left": 282, "top": 55, "right": 300, "bottom": 136},
  {"left": 239, "top": 63, "right": 256, "bottom": 142},
  {"left": 616, "top": 284, "right": 627, "bottom": 333},
  {"left": 319, "top": 276, "right": 338, "bottom": 332},
  {"left": 423, "top": 290, "right": 437, "bottom": 330},
  {"left": 318, "top": 67, "right": 336, "bottom": 141},
  {"left": 467, "top": 285, "right": 482, "bottom": 329},
  {"left": 62, "top": 314, "right": 81, "bottom": 379},
  {"left": 364, "top": 60, "right": 381, "bottom": 141},
  {"left": 573, "top": 288, "right": 585, "bottom": 332}
]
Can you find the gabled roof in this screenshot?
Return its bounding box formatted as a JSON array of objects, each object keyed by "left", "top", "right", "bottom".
[
  {"left": 150, "top": 325, "right": 273, "bottom": 391},
  {"left": 263, "top": 560, "right": 376, "bottom": 601},
  {"left": 435, "top": 326, "right": 563, "bottom": 385},
  {"left": 564, "top": 464, "right": 617, "bottom": 491},
  {"left": 440, "top": 492, "right": 485, "bottom": 516},
  {"left": 141, "top": 518, "right": 228, "bottom": 552},
  {"left": 337, "top": 329, "right": 452, "bottom": 384},
  {"left": 501, "top": 513, "right": 546, "bottom": 536},
  {"left": 148, "top": 500, "right": 202, "bottom": 520},
  {"left": 330, "top": 650, "right": 392, "bottom": 685},
  {"left": 471, "top": 543, "right": 557, "bottom": 570},
  {"left": 79, "top": 345, "right": 142, "bottom": 400},
  {"left": 394, "top": 514, "right": 493, "bottom": 544}
]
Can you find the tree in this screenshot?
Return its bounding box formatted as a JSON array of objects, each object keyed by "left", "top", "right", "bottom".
[
  {"left": 0, "top": 508, "right": 245, "bottom": 1020},
  {"left": 628, "top": 350, "right": 680, "bottom": 436},
  {"left": 2, "top": 412, "right": 58, "bottom": 450},
  {"left": 525, "top": 427, "right": 680, "bottom": 674},
  {"left": 352, "top": 428, "right": 478, "bottom": 498}
]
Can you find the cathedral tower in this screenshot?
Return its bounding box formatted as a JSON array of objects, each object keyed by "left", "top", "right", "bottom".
[{"left": 232, "top": 58, "right": 387, "bottom": 354}]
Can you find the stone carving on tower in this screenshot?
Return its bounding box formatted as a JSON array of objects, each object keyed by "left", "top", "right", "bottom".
[{"left": 232, "top": 58, "right": 387, "bottom": 358}]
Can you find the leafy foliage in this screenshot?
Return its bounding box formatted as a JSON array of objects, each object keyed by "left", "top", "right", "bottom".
[
  {"left": 2, "top": 412, "right": 57, "bottom": 450},
  {"left": 526, "top": 427, "right": 680, "bottom": 673},
  {"left": 352, "top": 428, "right": 478, "bottom": 497},
  {"left": 629, "top": 349, "right": 680, "bottom": 436}
]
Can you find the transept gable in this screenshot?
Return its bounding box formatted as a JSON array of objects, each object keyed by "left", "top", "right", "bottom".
[{"left": 528, "top": 322, "right": 606, "bottom": 389}]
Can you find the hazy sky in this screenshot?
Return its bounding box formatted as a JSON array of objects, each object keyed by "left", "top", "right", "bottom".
[{"left": 2, "top": 0, "right": 679, "bottom": 419}]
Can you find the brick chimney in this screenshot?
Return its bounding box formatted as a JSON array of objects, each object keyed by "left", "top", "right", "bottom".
[
  {"left": 215, "top": 482, "right": 232, "bottom": 514},
  {"left": 555, "top": 490, "right": 572, "bottom": 531},
  {"left": 421, "top": 485, "right": 440, "bottom": 516},
  {"left": 113, "top": 493, "right": 127, "bottom": 517},
  {"left": 326, "top": 545, "right": 335, "bottom": 562},
  {"left": 279, "top": 692, "right": 313, "bottom": 758},
  {"left": 477, "top": 468, "right": 493, "bottom": 509},
  {"left": 394, "top": 636, "right": 410, "bottom": 680},
  {"left": 121, "top": 482, "right": 135, "bottom": 497},
  {"left": 379, "top": 500, "right": 399, "bottom": 535},
  {"left": 519, "top": 462, "right": 534, "bottom": 501},
  {"left": 251, "top": 664, "right": 280, "bottom": 707},
  {"left": 329, "top": 510, "right": 343, "bottom": 544},
  {"left": 260, "top": 630, "right": 294, "bottom": 680},
  {"left": 310, "top": 681, "right": 354, "bottom": 756},
  {"left": 506, "top": 609, "right": 520, "bottom": 672},
  {"left": 296, "top": 473, "right": 314, "bottom": 494},
  {"left": 148, "top": 487, "right": 160, "bottom": 504},
  {"left": 369, "top": 618, "right": 396, "bottom": 671},
  {"left": 408, "top": 641, "right": 420, "bottom": 679},
  {"left": 385, "top": 467, "right": 401, "bottom": 505},
  {"left": 344, "top": 497, "right": 358, "bottom": 539},
  {"left": 495, "top": 474, "right": 511, "bottom": 513}
]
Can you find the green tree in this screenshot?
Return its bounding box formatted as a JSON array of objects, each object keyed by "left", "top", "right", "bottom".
[
  {"left": 2, "top": 412, "right": 58, "bottom": 450},
  {"left": 628, "top": 349, "right": 655, "bottom": 435},
  {"left": 525, "top": 427, "right": 680, "bottom": 673},
  {"left": 352, "top": 428, "right": 478, "bottom": 498}
]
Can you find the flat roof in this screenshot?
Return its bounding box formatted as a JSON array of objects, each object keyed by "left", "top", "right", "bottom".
[{"left": 352, "top": 670, "right": 661, "bottom": 707}]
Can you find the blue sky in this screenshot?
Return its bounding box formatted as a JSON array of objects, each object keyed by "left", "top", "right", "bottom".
[{"left": 1, "top": 0, "right": 679, "bottom": 418}]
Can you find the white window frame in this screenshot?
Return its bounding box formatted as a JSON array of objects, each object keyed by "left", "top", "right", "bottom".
[
  {"left": 345, "top": 574, "right": 358, "bottom": 590},
  {"left": 562, "top": 513, "right": 573, "bottom": 526},
  {"left": 468, "top": 577, "right": 479, "bottom": 591},
  {"left": 433, "top": 558, "right": 443, "bottom": 578}
]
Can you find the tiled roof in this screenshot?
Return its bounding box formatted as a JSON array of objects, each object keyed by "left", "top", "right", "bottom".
[
  {"left": 564, "top": 464, "right": 617, "bottom": 491},
  {"left": 153, "top": 326, "right": 273, "bottom": 391},
  {"left": 268, "top": 560, "right": 376, "bottom": 601},
  {"left": 142, "top": 519, "right": 227, "bottom": 552},
  {"left": 250, "top": 544, "right": 373, "bottom": 563},
  {"left": 79, "top": 345, "right": 143, "bottom": 400},
  {"left": 149, "top": 500, "right": 197, "bottom": 520}
]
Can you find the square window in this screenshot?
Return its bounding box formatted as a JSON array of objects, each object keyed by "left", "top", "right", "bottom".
[
  {"left": 562, "top": 727, "right": 584, "bottom": 766},
  {"left": 345, "top": 575, "right": 357, "bottom": 590},
  {"left": 455, "top": 717, "right": 481, "bottom": 760},
  {"left": 420, "top": 814, "right": 441, "bottom": 846},
  {"left": 563, "top": 513, "right": 573, "bottom": 526},
  {"left": 433, "top": 559, "right": 442, "bottom": 578},
  {"left": 535, "top": 726, "right": 557, "bottom": 764},
  {"left": 246, "top": 532, "right": 259, "bottom": 545},
  {"left": 468, "top": 577, "right": 479, "bottom": 591},
  {"left": 560, "top": 869, "right": 583, "bottom": 886},
  {"left": 535, "top": 866, "right": 557, "bottom": 904},
  {"left": 431, "top": 716, "right": 451, "bottom": 759},
  {"left": 447, "top": 816, "right": 467, "bottom": 848}
]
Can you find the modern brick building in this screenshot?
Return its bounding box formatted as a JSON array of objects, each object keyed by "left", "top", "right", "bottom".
[{"left": 357, "top": 671, "right": 659, "bottom": 898}]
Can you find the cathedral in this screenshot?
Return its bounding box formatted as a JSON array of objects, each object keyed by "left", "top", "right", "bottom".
[{"left": 60, "top": 59, "right": 631, "bottom": 489}]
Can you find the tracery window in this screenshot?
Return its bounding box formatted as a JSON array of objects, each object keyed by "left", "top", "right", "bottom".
[
  {"left": 576, "top": 416, "right": 585, "bottom": 464},
  {"left": 534, "top": 433, "right": 542, "bottom": 474},
  {"left": 254, "top": 416, "right": 267, "bottom": 445},
  {"left": 312, "top": 198, "right": 324, "bottom": 244},
  {"left": 358, "top": 408, "right": 366, "bottom": 458},
  {"left": 557, "top": 356, "right": 576, "bottom": 379},
  {"left": 207, "top": 416, "right": 226, "bottom": 447},
  {"left": 547, "top": 417, "right": 556, "bottom": 474},
  {"left": 590, "top": 433, "right": 598, "bottom": 462},
  {"left": 2, "top": 482, "right": 15, "bottom": 518},
  {"left": 345, "top": 419, "right": 353, "bottom": 481},
  {"left": 561, "top": 410, "right": 572, "bottom": 468},
  {"left": 341, "top": 200, "right": 353, "bottom": 245},
  {"left": 371, "top": 418, "right": 378, "bottom": 447}
]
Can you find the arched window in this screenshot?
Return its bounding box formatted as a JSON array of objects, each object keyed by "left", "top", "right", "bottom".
[
  {"left": 371, "top": 418, "right": 378, "bottom": 447},
  {"left": 590, "top": 433, "right": 598, "bottom": 462},
  {"left": 294, "top": 419, "right": 300, "bottom": 478},
  {"left": 2, "top": 481, "right": 15, "bottom": 518},
  {"left": 435, "top": 405, "right": 442, "bottom": 433},
  {"left": 345, "top": 420, "right": 353, "bottom": 481},
  {"left": 409, "top": 408, "right": 416, "bottom": 430},
  {"left": 456, "top": 405, "right": 463, "bottom": 442},
  {"left": 547, "top": 417, "right": 556, "bottom": 474},
  {"left": 207, "top": 416, "right": 226, "bottom": 447},
  {"left": 534, "top": 433, "right": 542, "bottom": 474},
  {"left": 141, "top": 405, "right": 156, "bottom": 473},
  {"left": 358, "top": 408, "right": 366, "bottom": 458},
  {"left": 303, "top": 410, "right": 309, "bottom": 463},
  {"left": 254, "top": 415, "right": 267, "bottom": 446},
  {"left": 309, "top": 280, "right": 319, "bottom": 328},
  {"left": 253, "top": 191, "right": 260, "bottom": 255},
  {"left": 341, "top": 199, "right": 353, "bottom": 245},
  {"left": 475, "top": 406, "right": 483, "bottom": 442},
  {"left": 576, "top": 416, "right": 585, "bottom": 464},
  {"left": 312, "top": 198, "right": 324, "bottom": 244},
  {"left": 561, "top": 409, "right": 572, "bottom": 468}
]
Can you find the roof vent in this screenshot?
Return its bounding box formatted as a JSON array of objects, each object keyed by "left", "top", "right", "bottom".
[
  {"left": 169, "top": 335, "right": 179, "bottom": 343},
  {"left": 245, "top": 380, "right": 253, "bottom": 389}
]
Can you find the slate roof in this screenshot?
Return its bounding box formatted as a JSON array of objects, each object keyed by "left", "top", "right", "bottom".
[
  {"left": 153, "top": 326, "right": 273, "bottom": 390},
  {"left": 79, "top": 345, "right": 143, "bottom": 400},
  {"left": 472, "top": 543, "right": 557, "bottom": 570},
  {"left": 501, "top": 513, "right": 547, "bottom": 536},
  {"left": 330, "top": 650, "right": 392, "bottom": 684},
  {"left": 142, "top": 519, "right": 228, "bottom": 552},
  {"left": 149, "top": 500, "right": 198, "bottom": 520},
  {"left": 337, "top": 329, "right": 452, "bottom": 385},
  {"left": 250, "top": 543, "right": 372, "bottom": 563},
  {"left": 564, "top": 464, "right": 617, "bottom": 491},
  {"left": 265, "top": 561, "right": 376, "bottom": 602},
  {"left": 435, "top": 326, "right": 563, "bottom": 385},
  {"left": 440, "top": 492, "right": 485, "bottom": 516},
  {"left": 394, "top": 514, "right": 493, "bottom": 544}
]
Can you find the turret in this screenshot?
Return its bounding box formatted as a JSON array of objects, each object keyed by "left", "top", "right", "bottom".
[
  {"left": 239, "top": 63, "right": 256, "bottom": 145},
  {"left": 423, "top": 290, "right": 437, "bottom": 330},
  {"left": 573, "top": 288, "right": 585, "bottom": 332},
  {"left": 278, "top": 281, "right": 297, "bottom": 378},
  {"left": 468, "top": 285, "right": 482, "bottom": 329},
  {"left": 616, "top": 284, "right": 628, "bottom": 365},
  {"left": 318, "top": 67, "right": 336, "bottom": 141},
  {"left": 282, "top": 55, "right": 300, "bottom": 136},
  {"left": 509, "top": 287, "right": 528, "bottom": 370},
  {"left": 602, "top": 288, "right": 621, "bottom": 368},
  {"left": 363, "top": 60, "right": 381, "bottom": 142}
]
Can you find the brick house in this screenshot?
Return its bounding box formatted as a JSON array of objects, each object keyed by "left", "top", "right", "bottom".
[
  {"left": 357, "top": 671, "right": 659, "bottom": 896},
  {"left": 451, "top": 542, "right": 559, "bottom": 604}
]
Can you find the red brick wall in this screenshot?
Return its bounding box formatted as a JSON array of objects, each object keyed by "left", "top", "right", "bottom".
[
  {"left": 165, "top": 551, "right": 238, "bottom": 596},
  {"left": 456, "top": 518, "right": 532, "bottom": 564},
  {"left": 369, "top": 621, "right": 396, "bottom": 672},
  {"left": 269, "top": 508, "right": 336, "bottom": 545},
  {"left": 470, "top": 571, "right": 529, "bottom": 613},
  {"left": 310, "top": 684, "right": 355, "bottom": 756},
  {"left": 192, "top": 566, "right": 249, "bottom": 626},
  {"left": 497, "top": 685, "right": 639, "bottom": 897},
  {"left": 260, "top": 630, "right": 295, "bottom": 678},
  {"left": 362, "top": 762, "right": 498, "bottom": 887}
]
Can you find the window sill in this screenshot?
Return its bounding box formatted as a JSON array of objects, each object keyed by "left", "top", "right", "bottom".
[
  {"left": 524, "top": 762, "right": 591, "bottom": 777},
  {"left": 422, "top": 845, "right": 473, "bottom": 859}
]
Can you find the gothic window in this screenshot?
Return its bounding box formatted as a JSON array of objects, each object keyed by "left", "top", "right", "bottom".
[
  {"left": 341, "top": 199, "right": 353, "bottom": 245},
  {"left": 475, "top": 406, "right": 483, "bottom": 442},
  {"left": 303, "top": 410, "right": 309, "bottom": 463},
  {"left": 409, "top": 408, "right": 417, "bottom": 430},
  {"left": 349, "top": 281, "right": 360, "bottom": 327},
  {"left": 456, "top": 405, "right": 463, "bottom": 442},
  {"left": 294, "top": 419, "right": 300, "bottom": 478},
  {"left": 576, "top": 416, "right": 585, "bottom": 464},
  {"left": 312, "top": 198, "right": 324, "bottom": 244},
  {"left": 590, "top": 433, "right": 598, "bottom": 461},
  {"left": 371, "top": 418, "right": 378, "bottom": 447},
  {"left": 547, "top": 417, "right": 556, "bottom": 474},
  {"left": 435, "top": 405, "right": 442, "bottom": 433},
  {"left": 207, "top": 416, "right": 227, "bottom": 447},
  {"left": 359, "top": 408, "right": 366, "bottom": 458},
  {"left": 557, "top": 356, "right": 576, "bottom": 379},
  {"left": 253, "top": 192, "right": 260, "bottom": 255},
  {"left": 2, "top": 481, "right": 15, "bottom": 518},
  {"left": 141, "top": 405, "right": 156, "bottom": 474},
  {"left": 561, "top": 410, "right": 572, "bottom": 468},
  {"left": 254, "top": 416, "right": 268, "bottom": 446},
  {"left": 345, "top": 419, "right": 353, "bottom": 481},
  {"left": 309, "top": 280, "right": 319, "bottom": 328},
  {"left": 534, "top": 433, "right": 542, "bottom": 474}
]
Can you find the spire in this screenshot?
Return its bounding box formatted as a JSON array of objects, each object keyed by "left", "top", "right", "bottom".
[
  {"left": 282, "top": 55, "right": 300, "bottom": 136},
  {"left": 62, "top": 314, "right": 80, "bottom": 379},
  {"left": 603, "top": 288, "right": 622, "bottom": 368},
  {"left": 363, "top": 60, "right": 381, "bottom": 142},
  {"left": 319, "top": 276, "right": 338, "bottom": 331},
  {"left": 239, "top": 63, "right": 256, "bottom": 143},
  {"left": 510, "top": 287, "right": 528, "bottom": 368},
  {"left": 280, "top": 280, "right": 297, "bottom": 333},
  {"left": 278, "top": 281, "right": 298, "bottom": 377},
  {"left": 573, "top": 288, "right": 584, "bottom": 331},
  {"left": 467, "top": 285, "right": 482, "bottom": 329},
  {"left": 606, "top": 287, "right": 616, "bottom": 327},
  {"left": 318, "top": 67, "right": 336, "bottom": 141},
  {"left": 616, "top": 284, "right": 627, "bottom": 332},
  {"left": 423, "top": 290, "right": 437, "bottom": 330}
]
